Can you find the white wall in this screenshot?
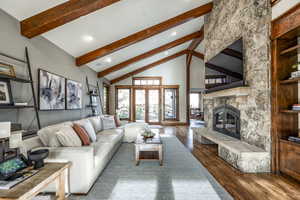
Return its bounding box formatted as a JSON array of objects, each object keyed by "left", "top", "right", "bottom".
[
  {"left": 190, "top": 57, "right": 205, "bottom": 90},
  {"left": 110, "top": 56, "right": 187, "bottom": 122}
]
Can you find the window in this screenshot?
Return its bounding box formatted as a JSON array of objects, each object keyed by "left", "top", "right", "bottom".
[
  {"left": 102, "top": 84, "right": 110, "bottom": 114},
  {"left": 116, "top": 88, "right": 131, "bottom": 120},
  {"left": 164, "top": 88, "right": 179, "bottom": 120},
  {"left": 190, "top": 93, "right": 200, "bottom": 109},
  {"left": 133, "top": 77, "right": 162, "bottom": 86}
]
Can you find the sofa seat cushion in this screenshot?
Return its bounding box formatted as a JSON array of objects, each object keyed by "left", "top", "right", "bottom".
[{"left": 96, "top": 129, "right": 124, "bottom": 146}]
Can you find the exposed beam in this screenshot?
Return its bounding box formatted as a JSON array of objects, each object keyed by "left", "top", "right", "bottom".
[
  {"left": 188, "top": 26, "right": 204, "bottom": 51},
  {"left": 186, "top": 52, "right": 192, "bottom": 125},
  {"left": 271, "top": 0, "right": 281, "bottom": 6},
  {"left": 76, "top": 2, "right": 213, "bottom": 66},
  {"left": 21, "top": 0, "right": 120, "bottom": 38},
  {"left": 98, "top": 31, "right": 202, "bottom": 77},
  {"left": 191, "top": 50, "right": 205, "bottom": 60},
  {"left": 221, "top": 48, "right": 243, "bottom": 60},
  {"left": 205, "top": 63, "right": 243, "bottom": 79},
  {"left": 110, "top": 50, "right": 188, "bottom": 84}
]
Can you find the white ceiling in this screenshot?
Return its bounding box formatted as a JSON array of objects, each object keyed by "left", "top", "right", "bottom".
[{"left": 0, "top": 0, "right": 208, "bottom": 80}]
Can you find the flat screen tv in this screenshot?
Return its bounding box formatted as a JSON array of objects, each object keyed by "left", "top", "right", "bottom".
[{"left": 205, "top": 38, "right": 245, "bottom": 93}]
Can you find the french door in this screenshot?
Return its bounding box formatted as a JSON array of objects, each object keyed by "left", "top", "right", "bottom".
[{"left": 133, "top": 88, "right": 161, "bottom": 124}]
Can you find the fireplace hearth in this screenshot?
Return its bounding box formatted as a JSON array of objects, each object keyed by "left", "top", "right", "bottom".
[{"left": 213, "top": 105, "right": 240, "bottom": 139}]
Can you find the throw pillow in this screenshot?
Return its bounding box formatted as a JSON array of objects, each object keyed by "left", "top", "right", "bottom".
[
  {"left": 56, "top": 126, "right": 82, "bottom": 147},
  {"left": 73, "top": 119, "right": 97, "bottom": 142},
  {"left": 114, "top": 115, "right": 121, "bottom": 127},
  {"left": 73, "top": 124, "right": 91, "bottom": 146},
  {"left": 37, "top": 122, "right": 73, "bottom": 147},
  {"left": 88, "top": 116, "right": 103, "bottom": 132},
  {"left": 101, "top": 115, "right": 117, "bottom": 130}
]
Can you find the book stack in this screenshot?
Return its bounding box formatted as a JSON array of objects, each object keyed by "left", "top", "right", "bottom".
[
  {"left": 288, "top": 136, "right": 300, "bottom": 144},
  {"left": 292, "top": 104, "right": 300, "bottom": 111}
]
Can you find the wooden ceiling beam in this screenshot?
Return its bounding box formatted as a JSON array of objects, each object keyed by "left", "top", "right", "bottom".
[
  {"left": 76, "top": 2, "right": 213, "bottom": 66},
  {"left": 21, "top": 0, "right": 120, "bottom": 38},
  {"left": 191, "top": 50, "right": 205, "bottom": 60},
  {"left": 110, "top": 50, "right": 188, "bottom": 84},
  {"left": 98, "top": 31, "right": 202, "bottom": 77},
  {"left": 188, "top": 26, "right": 204, "bottom": 51},
  {"left": 205, "top": 63, "right": 243, "bottom": 79},
  {"left": 221, "top": 48, "right": 243, "bottom": 60}
]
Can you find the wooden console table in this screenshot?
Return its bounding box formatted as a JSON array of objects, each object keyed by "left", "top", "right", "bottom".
[{"left": 0, "top": 162, "right": 71, "bottom": 200}]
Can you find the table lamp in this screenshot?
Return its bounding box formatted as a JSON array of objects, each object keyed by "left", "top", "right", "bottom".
[{"left": 0, "top": 122, "right": 11, "bottom": 160}]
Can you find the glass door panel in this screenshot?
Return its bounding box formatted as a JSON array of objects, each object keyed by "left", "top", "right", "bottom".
[
  {"left": 148, "top": 89, "right": 160, "bottom": 123},
  {"left": 134, "top": 89, "right": 146, "bottom": 122}
]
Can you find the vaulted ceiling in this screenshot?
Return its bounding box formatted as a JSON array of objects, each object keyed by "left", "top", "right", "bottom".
[
  {"left": 0, "top": 0, "right": 283, "bottom": 84},
  {"left": 0, "top": 0, "right": 212, "bottom": 83}
]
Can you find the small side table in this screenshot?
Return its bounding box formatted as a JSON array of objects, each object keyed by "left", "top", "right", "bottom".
[{"left": 0, "top": 162, "right": 71, "bottom": 200}]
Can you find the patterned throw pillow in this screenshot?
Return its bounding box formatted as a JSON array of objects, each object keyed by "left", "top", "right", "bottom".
[
  {"left": 101, "top": 115, "right": 117, "bottom": 130},
  {"left": 56, "top": 126, "right": 82, "bottom": 147},
  {"left": 73, "top": 124, "right": 91, "bottom": 146}
]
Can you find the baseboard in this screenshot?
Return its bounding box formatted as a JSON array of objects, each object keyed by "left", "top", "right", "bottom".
[{"left": 161, "top": 121, "right": 188, "bottom": 126}]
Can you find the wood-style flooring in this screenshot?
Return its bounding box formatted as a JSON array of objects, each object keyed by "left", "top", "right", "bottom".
[{"left": 168, "top": 126, "right": 300, "bottom": 200}]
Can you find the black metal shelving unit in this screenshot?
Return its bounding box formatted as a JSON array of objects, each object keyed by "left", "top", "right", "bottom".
[
  {"left": 86, "top": 77, "right": 103, "bottom": 117},
  {"left": 0, "top": 47, "right": 41, "bottom": 129}
]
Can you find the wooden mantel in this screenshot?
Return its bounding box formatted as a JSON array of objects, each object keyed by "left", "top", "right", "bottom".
[{"left": 203, "top": 86, "right": 251, "bottom": 99}]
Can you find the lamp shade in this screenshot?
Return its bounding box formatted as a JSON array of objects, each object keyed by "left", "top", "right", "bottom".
[
  {"left": 9, "top": 133, "right": 22, "bottom": 148},
  {"left": 0, "top": 122, "right": 11, "bottom": 139}
]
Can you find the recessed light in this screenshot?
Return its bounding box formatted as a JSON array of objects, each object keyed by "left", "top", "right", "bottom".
[
  {"left": 105, "top": 57, "right": 112, "bottom": 63},
  {"left": 171, "top": 31, "right": 177, "bottom": 36},
  {"left": 82, "top": 35, "right": 94, "bottom": 42}
]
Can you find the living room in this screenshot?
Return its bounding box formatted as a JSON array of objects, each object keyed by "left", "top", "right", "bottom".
[{"left": 0, "top": 0, "right": 300, "bottom": 200}]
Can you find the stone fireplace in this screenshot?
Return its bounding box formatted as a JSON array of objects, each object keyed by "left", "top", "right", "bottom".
[
  {"left": 198, "top": 0, "right": 272, "bottom": 172},
  {"left": 213, "top": 105, "right": 240, "bottom": 139}
]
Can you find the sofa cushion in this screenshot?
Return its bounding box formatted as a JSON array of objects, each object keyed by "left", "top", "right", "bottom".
[
  {"left": 96, "top": 129, "right": 124, "bottom": 146},
  {"left": 73, "top": 124, "right": 91, "bottom": 146},
  {"left": 56, "top": 126, "right": 82, "bottom": 147},
  {"left": 38, "top": 122, "right": 73, "bottom": 147},
  {"left": 87, "top": 116, "right": 102, "bottom": 132},
  {"left": 101, "top": 115, "right": 116, "bottom": 130},
  {"left": 74, "top": 119, "right": 97, "bottom": 142}
]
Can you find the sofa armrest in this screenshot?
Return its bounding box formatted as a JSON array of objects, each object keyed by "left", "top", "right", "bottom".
[{"left": 39, "top": 146, "right": 95, "bottom": 193}]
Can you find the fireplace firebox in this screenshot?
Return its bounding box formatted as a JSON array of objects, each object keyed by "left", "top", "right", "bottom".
[{"left": 213, "top": 105, "right": 240, "bottom": 139}]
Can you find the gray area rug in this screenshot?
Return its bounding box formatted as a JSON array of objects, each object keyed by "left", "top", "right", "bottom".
[{"left": 68, "top": 135, "right": 233, "bottom": 200}]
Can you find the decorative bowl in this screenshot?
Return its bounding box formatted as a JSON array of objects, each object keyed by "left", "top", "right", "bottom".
[{"left": 28, "top": 149, "right": 49, "bottom": 169}]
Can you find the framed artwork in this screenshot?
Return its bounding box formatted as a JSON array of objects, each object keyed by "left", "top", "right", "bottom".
[
  {"left": 0, "top": 79, "right": 13, "bottom": 106},
  {"left": 66, "top": 79, "right": 82, "bottom": 110},
  {"left": 0, "top": 62, "right": 16, "bottom": 77},
  {"left": 38, "top": 69, "right": 65, "bottom": 111}
]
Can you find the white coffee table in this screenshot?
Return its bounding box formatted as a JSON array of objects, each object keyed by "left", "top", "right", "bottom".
[{"left": 135, "top": 132, "right": 163, "bottom": 166}]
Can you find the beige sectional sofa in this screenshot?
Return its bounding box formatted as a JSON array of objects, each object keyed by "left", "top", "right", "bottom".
[{"left": 22, "top": 115, "right": 124, "bottom": 194}]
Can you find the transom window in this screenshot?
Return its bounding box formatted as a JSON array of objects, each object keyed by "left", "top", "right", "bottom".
[{"left": 133, "top": 77, "right": 162, "bottom": 86}]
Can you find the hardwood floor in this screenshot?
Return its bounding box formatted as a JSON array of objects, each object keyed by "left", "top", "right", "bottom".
[{"left": 169, "top": 126, "right": 300, "bottom": 200}]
